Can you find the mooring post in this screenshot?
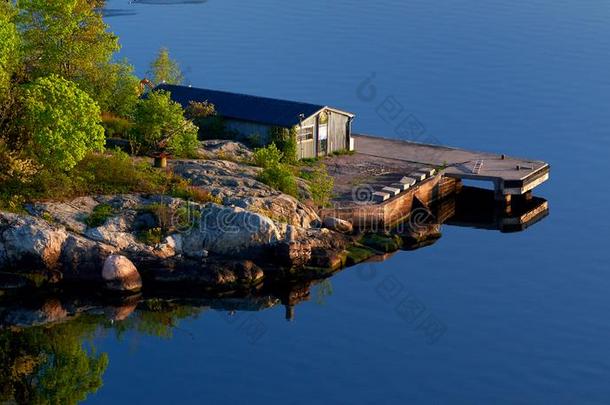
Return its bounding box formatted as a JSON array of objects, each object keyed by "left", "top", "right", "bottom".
[{"left": 494, "top": 180, "right": 512, "bottom": 205}]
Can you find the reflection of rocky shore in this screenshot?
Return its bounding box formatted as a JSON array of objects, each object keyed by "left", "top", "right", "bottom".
[{"left": 0, "top": 276, "right": 322, "bottom": 403}]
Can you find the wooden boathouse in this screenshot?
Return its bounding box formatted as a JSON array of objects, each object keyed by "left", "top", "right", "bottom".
[{"left": 157, "top": 84, "right": 355, "bottom": 159}]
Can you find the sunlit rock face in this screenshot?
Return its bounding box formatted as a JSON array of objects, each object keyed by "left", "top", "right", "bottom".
[
  {"left": 181, "top": 203, "right": 281, "bottom": 257},
  {"left": 171, "top": 158, "right": 320, "bottom": 228},
  {"left": 322, "top": 216, "right": 353, "bottom": 234},
  {"left": 0, "top": 212, "right": 68, "bottom": 270}
]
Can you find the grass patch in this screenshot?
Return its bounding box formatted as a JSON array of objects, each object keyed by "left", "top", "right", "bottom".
[
  {"left": 346, "top": 245, "right": 376, "bottom": 265},
  {"left": 137, "top": 227, "right": 164, "bottom": 245},
  {"left": 360, "top": 233, "right": 402, "bottom": 253},
  {"left": 85, "top": 204, "right": 115, "bottom": 228},
  {"left": 0, "top": 149, "right": 220, "bottom": 211}
]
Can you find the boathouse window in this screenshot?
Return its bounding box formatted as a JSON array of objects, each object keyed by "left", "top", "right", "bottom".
[{"left": 298, "top": 126, "right": 314, "bottom": 142}]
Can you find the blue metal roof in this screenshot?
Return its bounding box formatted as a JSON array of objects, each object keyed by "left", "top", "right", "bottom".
[{"left": 156, "top": 84, "right": 329, "bottom": 127}]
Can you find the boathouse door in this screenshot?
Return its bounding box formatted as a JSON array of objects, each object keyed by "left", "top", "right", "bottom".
[{"left": 317, "top": 111, "right": 329, "bottom": 157}]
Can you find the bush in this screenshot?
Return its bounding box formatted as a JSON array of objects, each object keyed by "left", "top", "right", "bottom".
[
  {"left": 101, "top": 113, "right": 134, "bottom": 139},
  {"left": 165, "top": 121, "right": 199, "bottom": 158},
  {"left": 130, "top": 90, "right": 196, "bottom": 156},
  {"left": 269, "top": 127, "right": 297, "bottom": 164},
  {"left": 253, "top": 143, "right": 283, "bottom": 168},
  {"left": 257, "top": 164, "right": 298, "bottom": 197},
  {"left": 85, "top": 204, "right": 114, "bottom": 228},
  {"left": 21, "top": 75, "right": 106, "bottom": 171},
  {"left": 307, "top": 164, "right": 334, "bottom": 207}
]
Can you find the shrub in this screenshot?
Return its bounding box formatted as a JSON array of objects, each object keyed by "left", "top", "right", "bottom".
[
  {"left": 307, "top": 164, "right": 334, "bottom": 207},
  {"left": 165, "top": 121, "right": 199, "bottom": 158},
  {"left": 257, "top": 164, "right": 298, "bottom": 197},
  {"left": 21, "top": 75, "right": 106, "bottom": 171},
  {"left": 253, "top": 143, "right": 283, "bottom": 168},
  {"left": 170, "top": 178, "right": 222, "bottom": 204},
  {"left": 130, "top": 90, "right": 195, "bottom": 156},
  {"left": 101, "top": 112, "right": 134, "bottom": 139},
  {"left": 269, "top": 127, "right": 297, "bottom": 164}
]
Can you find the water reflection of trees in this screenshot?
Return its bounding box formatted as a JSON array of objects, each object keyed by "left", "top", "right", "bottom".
[
  {"left": 0, "top": 317, "right": 108, "bottom": 404},
  {"left": 0, "top": 296, "right": 206, "bottom": 404}
]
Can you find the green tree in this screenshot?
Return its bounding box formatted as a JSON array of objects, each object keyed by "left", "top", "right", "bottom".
[
  {"left": 149, "top": 47, "right": 184, "bottom": 85},
  {"left": 269, "top": 127, "right": 298, "bottom": 164},
  {"left": 17, "top": 0, "right": 119, "bottom": 94},
  {"left": 22, "top": 75, "right": 105, "bottom": 171},
  {"left": 0, "top": 2, "right": 20, "bottom": 94},
  {"left": 131, "top": 90, "right": 198, "bottom": 157},
  {"left": 90, "top": 59, "right": 141, "bottom": 118}
]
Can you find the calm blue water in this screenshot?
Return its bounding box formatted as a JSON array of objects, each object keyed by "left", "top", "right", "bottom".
[{"left": 90, "top": 0, "right": 609, "bottom": 403}]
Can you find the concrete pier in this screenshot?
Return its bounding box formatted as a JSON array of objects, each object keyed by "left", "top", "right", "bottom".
[{"left": 354, "top": 134, "right": 549, "bottom": 200}]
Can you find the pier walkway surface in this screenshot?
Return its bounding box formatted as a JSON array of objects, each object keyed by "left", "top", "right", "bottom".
[{"left": 354, "top": 134, "right": 550, "bottom": 199}]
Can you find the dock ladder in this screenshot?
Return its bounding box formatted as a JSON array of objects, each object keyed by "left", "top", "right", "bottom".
[{"left": 472, "top": 160, "right": 484, "bottom": 174}]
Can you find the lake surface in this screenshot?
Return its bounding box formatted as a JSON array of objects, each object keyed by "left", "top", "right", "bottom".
[{"left": 5, "top": 0, "right": 610, "bottom": 403}]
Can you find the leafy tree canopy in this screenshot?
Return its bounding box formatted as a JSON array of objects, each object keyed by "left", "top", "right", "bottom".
[
  {"left": 149, "top": 47, "right": 184, "bottom": 85},
  {"left": 22, "top": 75, "right": 106, "bottom": 170},
  {"left": 17, "top": 0, "right": 120, "bottom": 88},
  {"left": 0, "top": 2, "right": 20, "bottom": 93},
  {"left": 131, "top": 90, "right": 198, "bottom": 157}
]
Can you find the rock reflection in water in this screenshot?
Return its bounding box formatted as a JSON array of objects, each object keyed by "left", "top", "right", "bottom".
[{"left": 0, "top": 278, "right": 320, "bottom": 403}]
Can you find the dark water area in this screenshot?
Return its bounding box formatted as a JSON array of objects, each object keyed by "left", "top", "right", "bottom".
[{"left": 3, "top": 0, "right": 610, "bottom": 403}]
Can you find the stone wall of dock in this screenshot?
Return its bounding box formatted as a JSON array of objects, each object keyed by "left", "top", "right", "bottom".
[{"left": 320, "top": 175, "right": 461, "bottom": 230}]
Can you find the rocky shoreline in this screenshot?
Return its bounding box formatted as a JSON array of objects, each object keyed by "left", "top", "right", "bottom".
[{"left": 0, "top": 141, "right": 439, "bottom": 298}]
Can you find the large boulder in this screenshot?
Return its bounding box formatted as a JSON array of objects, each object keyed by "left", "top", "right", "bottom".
[
  {"left": 0, "top": 212, "right": 68, "bottom": 270},
  {"left": 197, "top": 140, "right": 254, "bottom": 161},
  {"left": 102, "top": 255, "right": 142, "bottom": 292},
  {"left": 85, "top": 215, "right": 138, "bottom": 250},
  {"left": 182, "top": 204, "right": 280, "bottom": 257},
  {"left": 28, "top": 196, "right": 98, "bottom": 234},
  {"left": 60, "top": 234, "right": 115, "bottom": 282},
  {"left": 322, "top": 217, "right": 353, "bottom": 234}
]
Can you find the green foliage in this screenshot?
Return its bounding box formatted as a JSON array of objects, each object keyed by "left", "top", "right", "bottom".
[
  {"left": 0, "top": 140, "right": 38, "bottom": 184},
  {"left": 92, "top": 59, "right": 141, "bottom": 118},
  {"left": 253, "top": 143, "right": 283, "bottom": 168},
  {"left": 253, "top": 143, "right": 298, "bottom": 196},
  {"left": 360, "top": 233, "right": 402, "bottom": 253},
  {"left": 85, "top": 204, "right": 114, "bottom": 228},
  {"left": 269, "top": 127, "right": 297, "bottom": 164},
  {"left": 0, "top": 315, "right": 108, "bottom": 404},
  {"left": 169, "top": 178, "right": 222, "bottom": 204},
  {"left": 257, "top": 164, "right": 298, "bottom": 197},
  {"left": 137, "top": 227, "right": 164, "bottom": 245},
  {"left": 21, "top": 75, "right": 105, "bottom": 171},
  {"left": 185, "top": 100, "right": 216, "bottom": 119},
  {"left": 166, "top": 121, "right": 199, "bottom": 158},
  {"left": 0, "top": 2, "right": 19, "bottom": 94},
  {"left": 306, "top": 164, "right": 334, "bottom": 207},
  {"left": 0, "top": 149, "right": 224, "bottom": 208},
  {"left": 17, "top": 0, "right": 119, "bottom": 91},
  {"left": 130, "top": 90, "right": 197, "bottom": 157},
  {"left": 149, "top": 47, "right": 184, "bottom": 85},
  {"left": 101, "top": 113, "right": 134, "bottom": 139}
]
